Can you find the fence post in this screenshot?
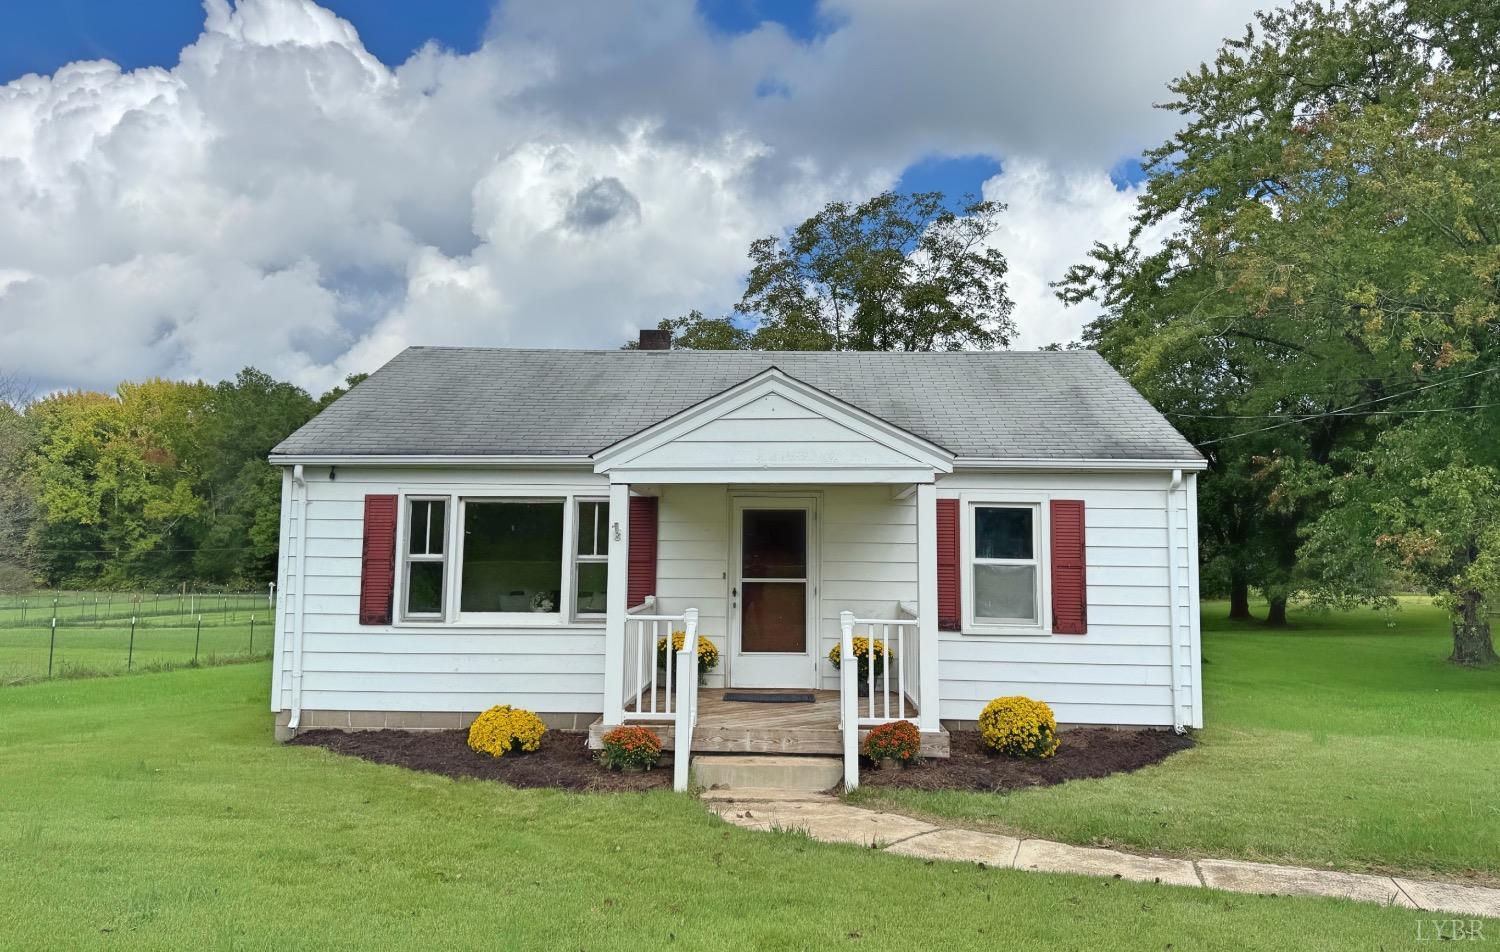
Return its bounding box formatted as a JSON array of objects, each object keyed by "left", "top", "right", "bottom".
[
  {"left": 194, "top": 615, "right": 202, "bottom": 663},
  {"left": 48, "top": 618, "right": 57, "bottom": 679},
  {"left": 268, "top": 582, "right": 276, "bottom": 610},
  {"left": 249, "top": 616, "right": 256, "bottom": 655},
  {"left": 128, "top": 616, "right": 136, "bottom": 671}
]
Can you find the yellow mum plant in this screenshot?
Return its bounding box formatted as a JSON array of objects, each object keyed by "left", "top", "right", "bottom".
[
  {"left": 828, "top": 637, "right": 890, "bottom": 678},
  {"left": 978, "top": 696, "right": 1059, "bottom": 759},
  {"left": 656, "top": 631, "right": 719, "bottom": 675},
  {"left": 467, "top": 704, "right": 547, "bottom": 758}
]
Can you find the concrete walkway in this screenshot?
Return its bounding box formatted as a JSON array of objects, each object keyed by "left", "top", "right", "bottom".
[{"left": 703, "top": 791, "right": 1500, "bottom": 919}]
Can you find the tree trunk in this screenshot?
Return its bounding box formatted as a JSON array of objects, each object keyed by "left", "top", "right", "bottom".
[
  {"left": 1450, "top": 589, "right": 1497, "bottom": 667},
  {"left": 1228, "top": 571, "right": 1253, "bottom": 620},
  {"left": 1265, "top": 595, "right": 1288, "bottom": 627}
]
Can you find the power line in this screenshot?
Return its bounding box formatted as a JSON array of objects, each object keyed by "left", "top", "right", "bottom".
[
  {"left": 1193, "top": 364, "right": 1500, "bottom": 447},
  {"left": 1172, "top": 402, "right": 1500, "bottom": 420}
]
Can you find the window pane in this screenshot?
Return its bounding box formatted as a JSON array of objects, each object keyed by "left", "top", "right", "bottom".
[
  {"left": 575, "top": 561, "right": 609, "bottom": 615},
  {"left": 461, "top": 502, "right": 564, "bottom": 613},
  {"left": 974, "top": 564, "right": 1037, "bottom": 623},
  {"left": 741, "top": 509, "right": 806, "bottom": 579},
  {"left": 406, "top": 561, "right": 444, "bottom": 615},
  {"left": 741, "top": 582, "right": 806, "bottom": 652},
  {"left": 427, "top": 500, "right": 445, "bottom": 555},
  {"left": 408, "top": 499, "right": 447, "bottom": 556},
  {"left": 975, "top": 506, "right": 1033, "bottom": 560},
  {"left": 576, "top": 501, "right": 608, "bottom": 557}
]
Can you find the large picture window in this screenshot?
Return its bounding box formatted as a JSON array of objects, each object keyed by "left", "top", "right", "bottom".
[
  {"left": 969, "top": 504, "right": 1040, "bottom": 626},
  {"left": 397, "top": 492, "right": 613, "bottom": 624},
  {"left": 403, "top": 498, "right": 447, "bottom": 619},
  {"left": 460, "top": 500, "right": 565, "bottom": 614}
]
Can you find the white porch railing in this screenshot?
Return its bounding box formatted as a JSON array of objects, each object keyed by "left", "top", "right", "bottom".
[
  {"left": 838, "top": 608, "right": 919, "bottom": 791},
  {"left": 621, "top": 597, "right": 700, "bottom": 792}
]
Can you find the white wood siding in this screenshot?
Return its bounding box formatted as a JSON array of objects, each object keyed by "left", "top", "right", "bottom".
[
  {"left": 273, "top": 466, "right": 1200, "bottom": 728},
  {"left": 937, "top": 470, "right": 1199, "bottom": 728},
  {"left": 272, "top": 466, "right": 610, "bottom": 715}
]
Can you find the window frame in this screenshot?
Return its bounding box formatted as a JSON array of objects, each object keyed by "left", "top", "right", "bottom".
[
  {"left": 392, "top": 488, "right": 610, "bottom": 629},
  {"left": 960, "top": 494, "right": 1052, "bottom": 637},
  {"left": 571, "top": 497, "right": 610, "bottom": 621},
  {"left": 399, "top": 496, "right": 449, "bottom": 621}
]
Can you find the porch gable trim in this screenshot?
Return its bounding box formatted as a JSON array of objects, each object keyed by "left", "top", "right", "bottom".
[{"left": 591, "top": 367, "right": 955, "bottom": 482}]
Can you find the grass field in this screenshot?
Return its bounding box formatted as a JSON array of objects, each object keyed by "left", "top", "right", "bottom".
[
  {"left": 0, "top": 590, "right": 272, "bottom": 684},
  {"left": 848, "top": 598, "right": 1500, "bottom": 882},
  {"left": 0, "top": 663, "right": 1452, "bottom": 951}
]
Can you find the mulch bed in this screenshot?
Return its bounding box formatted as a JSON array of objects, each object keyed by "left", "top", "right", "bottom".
[
  {"left": 858, "top": 728, "right": 1194, "bottom": 792},
  {"left": 289, "top": 729, "right": 672, "bottom": 792}
]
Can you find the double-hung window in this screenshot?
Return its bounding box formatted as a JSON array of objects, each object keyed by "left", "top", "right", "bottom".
[
  {"left": 403, "top": 498, "right": 447, "bottom": 619},
  {"left": 398, "top": 493, "right": 610, "bottom": 624},
  {"left": 968, "top": 503, "right": 1041, "bottom": 627},
  {"left": 573, "top": 499, "right": 609, "bottom": 617}
]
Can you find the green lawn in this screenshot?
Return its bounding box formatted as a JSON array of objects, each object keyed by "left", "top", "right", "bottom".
[
  {"left": 849, "top": 598, "right": 1500, "bottom": 882},
  {"left": 0, "top": 664, "right": 1446, "bottom": 951}
]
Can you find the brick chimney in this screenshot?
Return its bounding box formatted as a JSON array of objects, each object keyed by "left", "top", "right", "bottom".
[{"left": 638, "top": 328, "right": 672, "bottom": 350}]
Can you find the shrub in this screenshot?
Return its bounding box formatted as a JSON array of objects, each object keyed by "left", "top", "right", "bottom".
[
  {"left": 656, "top": 631, "right": 720, "bottom": 675},
  {"left": 978, "top": 696, "right": 1059, "bottom": 758},
  {"left": 598, "top": 725, "right": 663, "bottom": 771},
  {"left": 467, "top": 705, "right": 547, "bottom": 758},
  {"left": 827, "top": 637, "right": 890, "bottom": 679},
  {"left": 862, "top": 719, "right": 922, "bottom": 764}
]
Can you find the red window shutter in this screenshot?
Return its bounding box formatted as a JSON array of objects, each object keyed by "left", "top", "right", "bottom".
[
  {"left": 359, "top": 494, "right": 398, "bottom": 625},
  {"left": 937, "top": 498, "right": 961, "bottom": 631},
  {"left": 627, "top": 496, "right": 658, "bottom": 608},
  {"left": 1050, "top": 499, "right": 1087, "bottom": 634}
]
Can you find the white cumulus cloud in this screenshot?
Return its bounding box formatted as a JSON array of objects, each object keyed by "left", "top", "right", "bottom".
[{"left": 0, "top": 0, "right": 1266, "bottom": 392}]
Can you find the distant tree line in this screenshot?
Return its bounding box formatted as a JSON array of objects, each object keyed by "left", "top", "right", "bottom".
[{"left": 0, "top": 369, "right": 365, "bottom": 592}]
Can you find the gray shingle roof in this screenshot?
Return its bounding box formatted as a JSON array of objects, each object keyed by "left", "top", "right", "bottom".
[{"left": 271, "top": 347, "right": 1201, "bottom": 463}]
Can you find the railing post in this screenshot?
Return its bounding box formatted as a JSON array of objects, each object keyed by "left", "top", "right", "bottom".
[
  {"left": 839, "top": 610, "right": 859, "bottom": 790},
  {"left": 673, "top": 608, "right": 700, "bottom": 792}
]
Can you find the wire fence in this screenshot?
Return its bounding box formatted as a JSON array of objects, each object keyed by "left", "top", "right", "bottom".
[{"left": 0, "top": 590, "right": 277, "bottom": 686}]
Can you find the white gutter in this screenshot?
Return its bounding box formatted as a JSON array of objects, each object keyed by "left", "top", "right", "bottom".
[
  {"left": 288, "top": 465, "right": 310, "bottom": 731},
  {"left": 269, "top": 454, "right": 1206, "bottom": 472},
  {"left": 269, "top": 454, "right": 593, "bottom": 467},
  {"left": 957, "top": 458, "right": 1208, "bottom": 472},
  {"left": 1164, "top": 468, "right": 1185, "bottom": 733}
]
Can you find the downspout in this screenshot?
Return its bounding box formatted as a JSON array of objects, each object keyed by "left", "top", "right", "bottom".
[
  {"left": 1165, "top": 468, "right": 1185, "bottom": 733},
  {"left": 288, "top": 465, "right": 309, "bottom": 731}
]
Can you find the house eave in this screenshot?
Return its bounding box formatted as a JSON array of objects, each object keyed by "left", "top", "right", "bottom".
[
  {"left": 267, "top": 454, "right": 595, "bottom": 467},
  {"left": 954, "top": 457, "right": 1209, "bottom": 472}
]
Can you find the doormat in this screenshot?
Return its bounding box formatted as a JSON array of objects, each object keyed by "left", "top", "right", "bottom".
[{"left": 723, "top": 691, "right": 816, "bottom": 704}]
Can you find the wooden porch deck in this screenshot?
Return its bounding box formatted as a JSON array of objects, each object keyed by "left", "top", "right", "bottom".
[{"left": 587, "top": 688, "right": 948, "bottom": 757}]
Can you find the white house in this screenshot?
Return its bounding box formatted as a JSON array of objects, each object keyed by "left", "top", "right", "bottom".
[{"left": 268, "top": 340, "right": 1205, "bottom": 789}]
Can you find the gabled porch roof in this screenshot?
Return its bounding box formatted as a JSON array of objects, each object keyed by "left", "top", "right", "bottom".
[{"left": 591, "top": 367, "right": 955, "bottom": 484}]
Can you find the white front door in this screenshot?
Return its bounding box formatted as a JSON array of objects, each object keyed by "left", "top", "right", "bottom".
[{"left": 729, "top": 496, "right": 817, "bottom": 688}]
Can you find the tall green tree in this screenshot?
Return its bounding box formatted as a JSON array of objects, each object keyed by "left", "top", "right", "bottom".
[
  {"left": 643, "top": 191, "right": 1013, "bottom": 352},
  {"left": 1060, "top": 0, "right": 1498, "bottom": 660}
]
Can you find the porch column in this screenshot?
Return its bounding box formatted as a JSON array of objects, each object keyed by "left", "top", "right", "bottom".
[
  {"left": 916, "top": 481, "right": 941, "bottom": 732},
  {"left": 602, "top": 481, "right": 630, "bottom": 726}
]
